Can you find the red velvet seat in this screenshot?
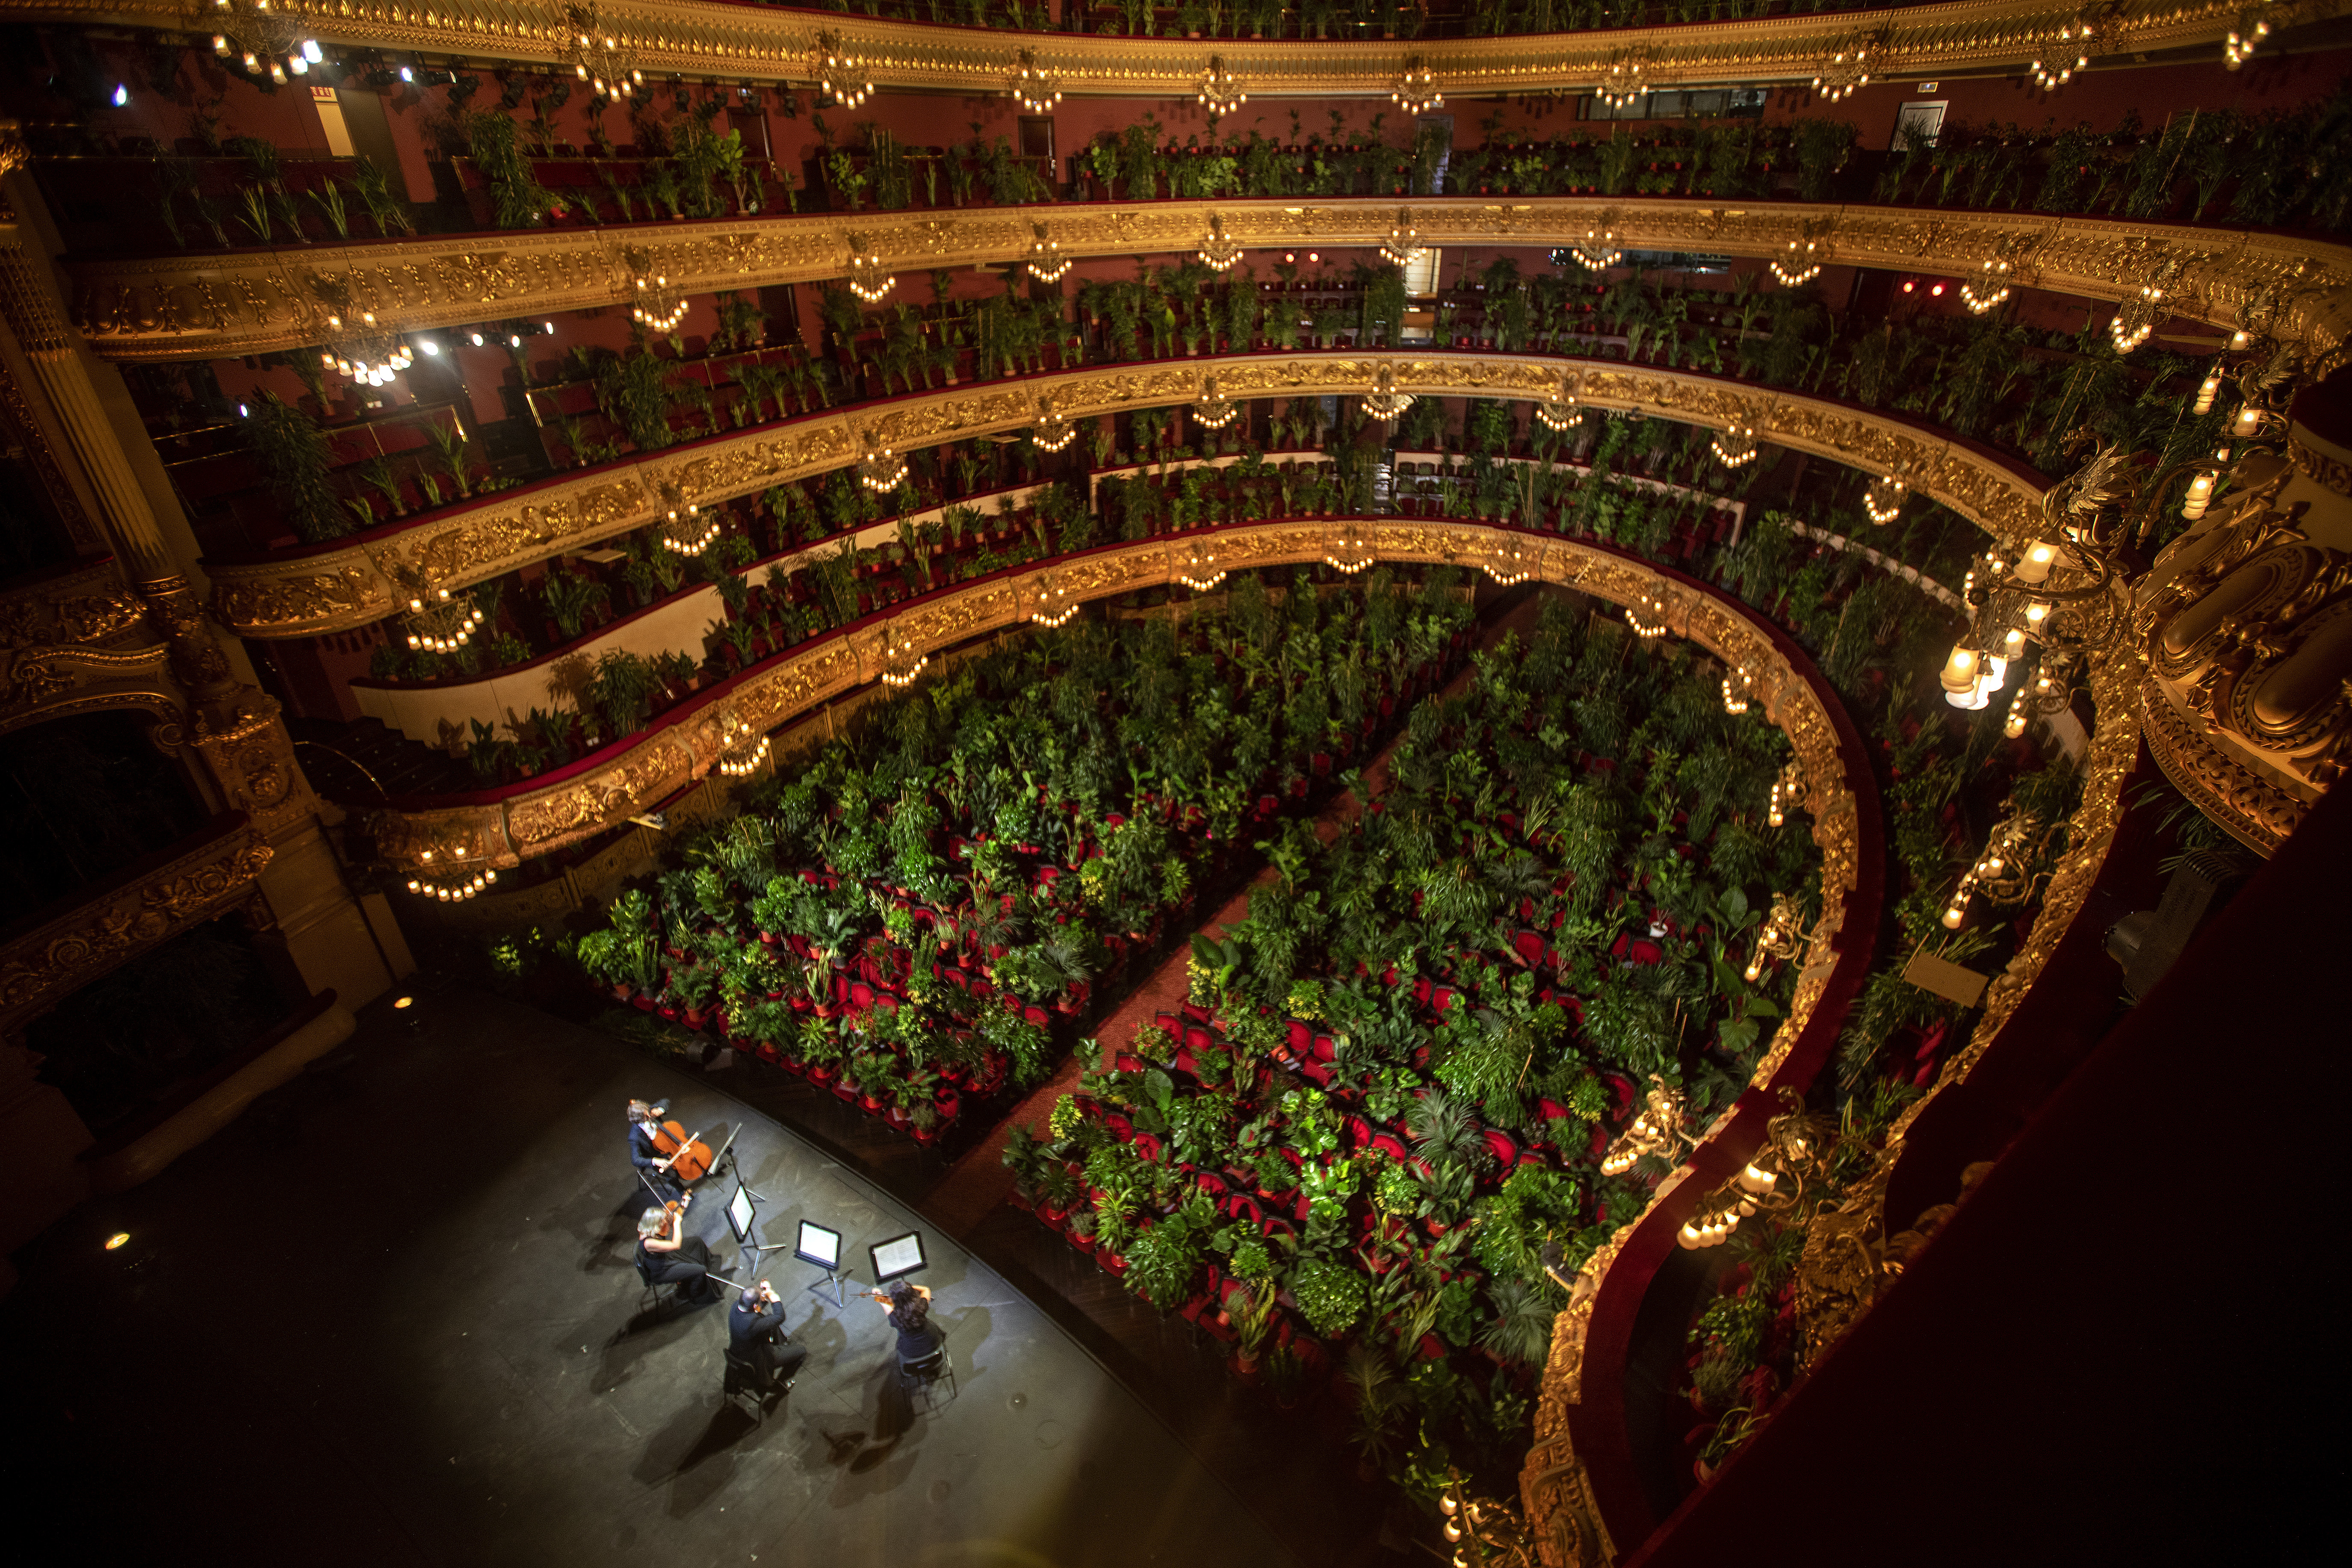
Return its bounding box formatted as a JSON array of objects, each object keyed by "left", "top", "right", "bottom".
[{"left": 1482, "top": 1128, "right": 1520, "bottom": 1168}]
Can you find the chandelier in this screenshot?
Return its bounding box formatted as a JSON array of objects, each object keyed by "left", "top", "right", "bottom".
[
  {"left": 1711, "top": 413, "right": 1760, "bottom": 468},
  {"left": 1569, "top": 210, "right": 1623, "bottom": 272},
  {"left": 659, "top": 490, "right": 718, "bottom": 555},
  {"left": 1007, "top": 49, "right": 1062, "bottom": 112},
  {"left": 1031, "top": 396, "right": 1077, "bottom": 453},
  {"left": 1767, "top": 758, "right": 1804, "bottom": 827},
  {"left": 1197, "top": 213, "right": 1244, "bottom": 272},
  {"left": 1324, "top": 527, "right": 1375, "bottom": 576},
  {"left": 1626, "top": 589, "right": 1672, "bottom": 638},
  {"left": 1536, "top": 378, "right": 1584, "bottom": 433},
  {"left": 2108, "top": 281, "right": 2166, "bottom": 354},
  {"left": 2031, "top": 17, "right": 2094, "bottom": 89},
  {"left": 1596, "top": 53, "right": 1646, "bottom": 111},
  {"left": 1196, "top": 56, "right": 1246, "bottom": 116},
  {"left": 206, "top": 0, "right": 320, "bottom": 85},
  {"left": 1029, "top": 571, "right": 1079, "bottom": 629},
  {"left": 1864, "top": 472, "right": 1908, "bottom": 525},
  {"left": 2003, "top": 650, "right": 2081, "bottom": 739},
  {"left": 1362, "top": 364, "right": 1413, "bottom": 422},
  {"left": 1962, "top": 257, "right": 2013, "bottom": 314},
  {"left": 2225, "top": 6, "right": 2272, "bottom": 68},
  {"left": 1193, "top": 374, "right": 1238, "bottom": 431},
  {"left": 1741, "top": 891, "right": 1812, "bottom": 983},
  {"left": 402, "top": 583, "right": 485, "bottom": 655},
  {"left": 857, "top": 432, "right": 908, "bottom": 494},
  {"left": 629, "top": 266, "right": 687, "bottom": 334},
  {"left": 1600, "top": 1076, "right": 1692, "bottom": 1177},
  {"left": 563, "top": 5, "right": 643, "bottom": 100},
  {"left": 1392, "top": 57, "right": 1442, "bottom": 115},
  {"left": 1721, "top": 666, "right": 1753, "bottom": 715},
  {"left": 878, "top": 624, "right": 928, "bottom": 688},
  {"left": 818, "top": 32, "right": 872, "bottom": 109},
  {"left": 715, "top": 709, "right": 771, "bottom": 778},
  {"left": 407, "top": 865, "right": 499, "bottom": 902},
  {"left": 1378, "top": 209, "right": 1424, "bottom": 268},
  {"left": 1770, "top": 223, "right": 1828, "bottom": 287},
  {"left": 1811, "top": 38, "right": 1874, "bottom": 102},
  {"left": 1025, "top": 222, "right": 1070, "bottom": 284},
  {"left": 1177, "top": 544, "right": 1226, "bottom": 592},
  {"left": 1941, "top": 802, "right": 2067, "bottom": 929},
  {"left": 1674, "top": 1089, "right": 1820, "bottom": 1252},
  {"left": 847, "top": 236, "right": 895, "bottom": 305},
  {"left": 1482, "top": 535, "right": 1532, "bottom": 587},
  {"left": 319, "top": 310, "right": 411, "bottom": 387}
]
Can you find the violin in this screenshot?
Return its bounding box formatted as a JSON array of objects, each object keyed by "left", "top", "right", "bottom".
[
  {"left": 647, "top": 1196, "right": 689, "bottom": 1243},
  {"left": 638, "top": 1103, "right": 716, "bottom": 1184}
]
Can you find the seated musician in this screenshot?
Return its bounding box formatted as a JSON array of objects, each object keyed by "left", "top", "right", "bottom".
[
  {"left": 728, "top": 1281, "right": 808, "bottom": 1390},
  {"left": 636, "top": 1196, "right": 721, "bottom": 1305},
  {"left": 626, "top": 1099, "right": 682, "bottom": 1200},
  {"left": 876, "top": 1279, "right": 942, "bottom": 1362}
]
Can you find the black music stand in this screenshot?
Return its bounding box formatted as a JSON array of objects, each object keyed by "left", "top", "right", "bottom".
[
  {"left": 796, "top": 1220, "right": 850, "bottom": 1307},
  {"left": 869, "top": 1230, "right": 928, "bottom": 1285},
  {"left": 703, "top": 1125, "right": 754, "bottom": 1196}
]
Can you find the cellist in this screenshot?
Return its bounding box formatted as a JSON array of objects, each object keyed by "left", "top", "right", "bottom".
[{"left": 627, "top": 1099, "right": 683, "bottom": 1201}]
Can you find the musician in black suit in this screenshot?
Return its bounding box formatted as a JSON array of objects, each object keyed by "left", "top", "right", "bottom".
[{"left": 728, "top": 1281, "right": 808, "bottom": 1388}]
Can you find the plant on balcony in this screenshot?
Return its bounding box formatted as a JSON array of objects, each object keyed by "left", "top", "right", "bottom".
[
  {"left": 424, "top": 417, "right": 476, "bottom": 500},
  {"left": 242, "top": 394, "right": 348, "bottom": 543},
  {"left": 539, "top": 566, "right": 610, "bottom": 641},
  {"left": 467, "top": 111, "right": 560, "bottom": 229}
]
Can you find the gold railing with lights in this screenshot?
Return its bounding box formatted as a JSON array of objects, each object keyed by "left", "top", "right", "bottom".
[
  {"left": 0, "top": 0, "right": 2263, "bottom": 100},
  {"left": 205, "top": 348, "right": 2056, "bottom": 640},
  {"left": 65, "top": 197, "right": 2352, "bottom": 371}
]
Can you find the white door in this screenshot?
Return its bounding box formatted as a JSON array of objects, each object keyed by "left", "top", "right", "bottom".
[{"left": 1892, "top": 101, "right": 1947, "bottom": 152}]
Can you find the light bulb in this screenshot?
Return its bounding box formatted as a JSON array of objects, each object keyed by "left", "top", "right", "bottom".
[
  {"left": 1939, "top": 644, "right": 1980, "bottom": 693},
  {"left": 2183, "top": 472, "right": 2214, "bottom": 520},
  {"left": 2013, "top": 541, "right": 2058, "bottom": 585},
  {"left": 2194, "top": 372, "right": 2222, "bottom": 416},
  {"left": 111, "top": 83, "right": 128, "bottom": 106}
]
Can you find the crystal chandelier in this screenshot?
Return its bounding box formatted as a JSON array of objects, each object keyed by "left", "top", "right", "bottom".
[
  {"left": 1596, "top": 53, "right": 1646, "bottom": 111},
  {"left": 1193, "top": 374, "right": 1238, "bottom": 431},
  {"left": 1362, "top": 364, "right": 1413, "bottom": 422},
  {"left": 1961, "top": 257, "right": 2012, "bottom": 314},
  {"left": 878, "top": 624, "right": 928, "bottom": 688},
  {"left": 1711, "top": 413, "right": 1760, "bottom": 468},
  {"left": 1196, "top": 56, "right": 1245, "bottom": 115},
  {"left": 1197, "top": 213, "right": 1244, "bottom": 273},
  {"left": 1379, "top": 209, "right": 1424, "bottom": 269},
  {"left": 659, "top": 489, "right": 718, "bottom": 555},
  {"left": 1177, "top": 544, "right": 1226, "bottom": 592},
  {"left": 1029, "top": 571, "right": 1078, "bottom": 629},
  {"left": 1569, "top": 210, "right": 1623, "bottom": 272},
  {"left": 319, "top": 310, "right": 412, "bottom": 388},
  {"left": 402, "top": 583, "right": 485, "bottom": 655},
  {"left": 2030, "top": 17, "right": 2094, "bottom": 90},
  {"left": 207, "top": 0, "right": 321, "bottom": 85},
  {"left": 1025, "top": 222, "right": 1070, "bottom": 284},
  {"left": 1392, "top": 57, "right": 1442, "bottom": 115},
  {"left": 1324, "top": 527, "right": 1375, "bottom": 576},
  {"left": 847, "top": 236, "right": 896, "bottom": 305},
  {"left": 1811, "top": 39, "right": 1873, "bottom": 102},
  {"left": 1031, "top": 396, "right": 1077, "bottom": 454},
  {"left": 857, "top": 432, "right": 909, "bottom": 494},
  {"left": 1536, "top": 373, "right": 1584, "bottom": 433},
  {"left": 1008, "top": 49, "right": 1062, "bottom": 112},
  {"left": 564, "top": 5, "right": 643, "bottom": 100},
  {"left": 1770, "top": 224, "right": 1828, "bottom": 287},
  {"left": 818, "top": 33, "right": 872, "bottom": 109},
  {"left": 715, "top": 709, "right": 771, "bottom": 777},
  {"left": 1864, "top": 472, "right": 1908, "bottom": 525},
  {"left": 407, "top": 865, "right": 498, "bottom": 902}
]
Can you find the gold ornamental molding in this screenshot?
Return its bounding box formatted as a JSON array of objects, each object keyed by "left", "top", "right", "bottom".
[
  {"left": 68, "top": 197, "right": 2352, "bottom": 370},
  {"left": 210, "top": 348, "right": 2048, "bottom": 638},
  {"left": 0, "top": 0, "right": 2253, "bottom": 96},
  {"left": 0, "top": 555, "right": 146, "bottom": 651},
  {"left": 0, "top": 812, "right": 272, "bottom": 1033},
  {"left": 363, "top": 519, "right": 1857, "bottom": 873}
]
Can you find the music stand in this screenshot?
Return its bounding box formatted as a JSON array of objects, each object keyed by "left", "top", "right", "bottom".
[
  {"left": 796, "top": 1220, "right": 850, "bottom": 1306},
  {"left": 705, "top": 1124, "right": 757, "bottom": 1198},
  {"left": 869, "top": 1231, "right": 928, "bottom": 1285}
]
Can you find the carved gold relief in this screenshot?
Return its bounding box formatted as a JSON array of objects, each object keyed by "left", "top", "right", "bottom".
[{"left": 212, "top": 350, "right": 2050, "bottom": 639}]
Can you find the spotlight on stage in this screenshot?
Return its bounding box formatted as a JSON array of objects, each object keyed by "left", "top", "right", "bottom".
[{"left": 105, "top": 1231, "right": 130, "bottom": 1251}]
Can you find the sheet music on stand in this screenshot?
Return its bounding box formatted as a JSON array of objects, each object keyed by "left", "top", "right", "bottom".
[{"left": 797, "top": 1220, "right": 851, "bottom": 1307}]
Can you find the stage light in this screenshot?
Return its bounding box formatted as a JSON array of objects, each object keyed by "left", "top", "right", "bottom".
[
  {"left": 1930, "top": 282, "right": 1945, "bottom": 297},
  {"left": 399, "top": 65, "right": 414, "bottom": 82},
  {"left": 393, "top": 995, "right": 414, "bottom": 1009},
  {"left": 105, "top": 1231, "right": 130, "bottom": 1250},
  {"left": 469, "top": 331, "right": 485, "bottom": 346},
  {"left": 1901, "top": 280, "right": 1915, "bottom": 294},
  {"left": 237, "top": 402, "right": 249, "bottom": 417},
  {"left": 420, "top": 339, "right": 439, "bottom": 355},
  {"left": 112, "top": 83, "right": 129, "bottom": 106}
]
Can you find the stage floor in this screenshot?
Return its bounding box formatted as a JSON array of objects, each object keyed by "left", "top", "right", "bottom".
[{"left": 1, "top": 986, "right": 1292, "bottom": 1568}]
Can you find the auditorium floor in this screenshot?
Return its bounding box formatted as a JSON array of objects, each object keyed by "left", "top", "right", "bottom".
[{"left": 0, "top": 988, "right": 1289, "bottom": 1568}]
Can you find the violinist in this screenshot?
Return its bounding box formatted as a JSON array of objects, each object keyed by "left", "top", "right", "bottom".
[
  {"left": 728, "top": 1280, "right": 807, "bottom": 1388},
  {"left": 627, "top": 1099, "right": 682, "bottom": 1200},
  {"left": 636, "top": 1195, "right": 721, "bottom": 1305}
]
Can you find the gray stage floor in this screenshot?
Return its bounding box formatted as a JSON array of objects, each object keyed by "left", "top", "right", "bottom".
[{"left": 1, "top": 986, "right": 1291, "bottom": 1568}]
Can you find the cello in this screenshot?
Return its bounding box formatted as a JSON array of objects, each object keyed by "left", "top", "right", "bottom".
[{"left": 632, "top": 1100, "right": 718, "bottom": 1184}]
